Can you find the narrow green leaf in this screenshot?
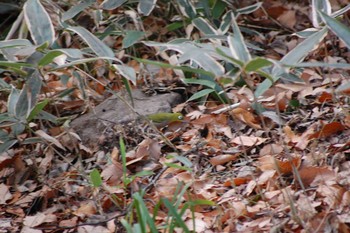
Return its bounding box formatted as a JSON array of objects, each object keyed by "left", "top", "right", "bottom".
[
  {"left": 187, "top": 89, "right": 214, "bottom": 102},
  {"left": 23, "top": 0, "right": 55, "bottom": 45},
  {"left": 166, "top": 154, "right": 192, "bottom": 168},
  {"left": 244, "top": 57, "right": 273, "bottom": 72},
  {"left": 162, "top": 198, "right": 190, "bottom": 232},
  {"left": 122, "top": 30, "right": 145, "bottom": 48},
  {"left": 138, "top": 0, "right": 157, "bottom": 16},
  {"left": 184, "top": 78, "right": 216, "bottom": 89},
  {"left": 212, "top": 0, "right": 227, "bottom": 19},
  {"left": 319, "top": 10, "right": 350, "bottom": 49},
  {"left": 228, "top": 16, "right": 251, "bottom": 62},
  {"left": 100, "top": 0, "right": 127, "bottom": 10},
  {"left": 164, "top": 162, "right": 192, "bottom": 171},
  {"left": 67, "top": 26, "right": 115, "bottom": 58},
  {"left": 90, "top": 168, "right": 103, "bottom": 187},
  {"left": 255, "top": 27, "right": 328, "bottom": 97},
  {"left": 38, "top": 51, "right": 64, "bottom": 66},
  {"left": 0, "top": 39, "right": 32, "bottom": 49},
  {"left": 120, "top": 219, "right": 133, "bottom": 233},
  {"left": 7, "top": 88, "right": 20, "bottom": 116},
  {"left": 113, "top": 64, "right": 137, "bottom": 85},
  {"left": 0, "top": 61, "right": 34, "bottom": 69},
  {"left": 0, "top": 139, "right": 18, "bottom": 154},
  {"left": 62, "top": 0, "right": 95, "bottom": 21},
  {"left": 133, "top": 193, "right": 158, "bottom": 233},
  {"left": 236, "top": 2, "right": 262, "bottom": 15},
  {"left": 27, "top": 99, "right": 49, "bottom": 122},
  {"left": 192, "top": 17, "right": 218, "bottom": 35},
  {"left": 177, "top": 0, "right": 197, "bottom": 19}
]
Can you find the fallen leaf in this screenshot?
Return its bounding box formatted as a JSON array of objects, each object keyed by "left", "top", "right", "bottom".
[
  {"left": 223, "top": 177, "right": 251, "bottom": 187},
  {"left": 23, "top": 212, "right": 57, "bottom": 227},
  {"left": 258, "top": 155, "right": 301, "bottom": 175},
  {"left": 209, "top": 154, "right": 238, "bottom": 166},
  {"left": 308, "top": 122, "right": 345, "bottom": 140},
  {"left": 0, "top": 183, "right": 12, "bottom": 204},
  {"left": 231, "top": 136, "right": 268, "bottom": 146},
  {"left": 296, "top": 166, "right": 335, "bottom": 187},
  {"left": 231, "top": 108, "right": 261, "bottom": 129}
]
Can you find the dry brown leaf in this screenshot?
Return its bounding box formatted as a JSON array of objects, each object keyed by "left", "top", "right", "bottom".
[
  {"left": 23, "top": 212, "right": 57, "bottom": 227},
  {"left": 59, "top": 217, "right": 78, "bottom": 228},
  {"left": 223, "top": 177, "right": 251, "bottom": 187},
  {"left": 318, "top": 92, "right": 333, "bottom": 103},
  {"left": 0, "top": 183, "right": 12, "bottom": 204},
  {"left": 296, "top": 166, "right": 335, "bottom": 187},
  {"left": 231, "top": 108, "right": 261, "bottom": 129},
  {"left": 35, "top": 130, "right": 65, "bottom": 150},
  {"left": 73, "top": 201, "right": 97, "bottom": 217},
  {"left": 101, "top": 162, "right": 124, "bottom": 186},
  {"left": 308, "top": 122, "right": 345, "bottom": 140},
  {"left": 209, "top": 154, "right": 238, "bottom": 166},
  {"left": 258, "top": 155, "right": 301, "bottom": 175},
  {"left": 259, "top": 143, "right": 284, "bottom": 156},
  {"left": 231, "top": 136, "right": 268, "bottom": 146}
]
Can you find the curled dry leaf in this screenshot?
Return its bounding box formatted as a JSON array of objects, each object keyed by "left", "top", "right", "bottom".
[
  {"left": 258, "top": 155, "right": 301, "bottom": 175},
  {"left": 35, "top": 130, "right": 65, "bottom": 150},
  {"left": 223, "top": 177, "right": 251, "bottom": 187},
  {"left": 209, "top": 154, "right": 238, "bottom": 166},
  {"left": 231, "top": 108, "right": 261, "bottom": 129}
]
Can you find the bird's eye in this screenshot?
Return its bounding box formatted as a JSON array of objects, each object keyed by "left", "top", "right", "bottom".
[{"left": 178, "top": 115, "right": 183, "bottom": 120}]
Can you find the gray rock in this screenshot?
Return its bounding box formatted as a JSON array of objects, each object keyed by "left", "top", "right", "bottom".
[{"left": 70, "top": 90, "right": 183, "bottom": 147}]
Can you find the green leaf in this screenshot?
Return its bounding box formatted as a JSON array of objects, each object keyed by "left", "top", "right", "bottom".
[
  {"left": 166, "top": 22, "right": 184, "bottom": 31},
  {"left": 122, "top": 30, "right": 145, "bottom": 48},
  {"left": 0, "top": 39, "right": 32, "bottom": 49},
  {"left": 0, "top": 61, "right": 34, "bottom": 69},
  {"left": 245, "top": 57, "right": 273, "bottom": 72},
  {"left": 0, "top": 139, "right": 18, "bottom": 154},
  {"left": 319, "top": 10, "right": 350, "bottom": 49},
  {"left": 67, "top": 26, "right": 115, "bottom": 58},
  {"left": 100, "top": 0, "right": 127, "bottom": 10},
  {"left": 219, "top": 11, "right": 233, "bottom": 34},
  {"left": 90, "top": 168, "right": 103, "bottom": 187},
  {"left": 113, "top": 64, "right": 137, "bottom": 85},
  {"left": 133, "top": 193, "right": 158, "bottom": 233},
  {"left": 236, "top": 2, "right": 262, "bottom": 15},
  {"left": 177, "top": 0, "right": 197, "bottom": 19},
  {"left": 192, "top": 17, "right": 217, "bottom": 35},
  {"left": 23, "top": 0, "right": 55, "bottom": 46},
  {"left": 162, "top": 198, "right": 190, "bottom": 233},
  {"left": 38, "top": 51, "right": 64, "bottom": 67},
  {"left": 187, "top": 89, "right": 214, "bottom": 102},
  {"left": 62, "top": 0, "right": 95, "bottom": 21},
  {"left": 164, "top": 162, "right": 192, "bottom": 171},
  {"left": 120, "top": 219, "right": 133, "bottom": 233},
  {"left": 212, "top": 0, "right": 227, "bottom": 19},
  {"left": 27, "top": 99, "right": 49, "bottom": 122},
  {"left": 184, "top": 78, "right": 216, "bottom": 89},
  {"left": 166, "top": 154, "right": 192, "bottom": 168},
  {"left": 138, "top": 0, "right": 156, "bottom": 16},
  {"left": 228, "top": 16, "right": 251, "bottom": 62},
  {"left": 255, "top": 27, "right": 328, "bottom": 97}
]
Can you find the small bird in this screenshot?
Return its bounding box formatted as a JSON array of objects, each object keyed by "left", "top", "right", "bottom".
[{"left": 146, "top": 112, "right": 184, "bottom": 128}]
